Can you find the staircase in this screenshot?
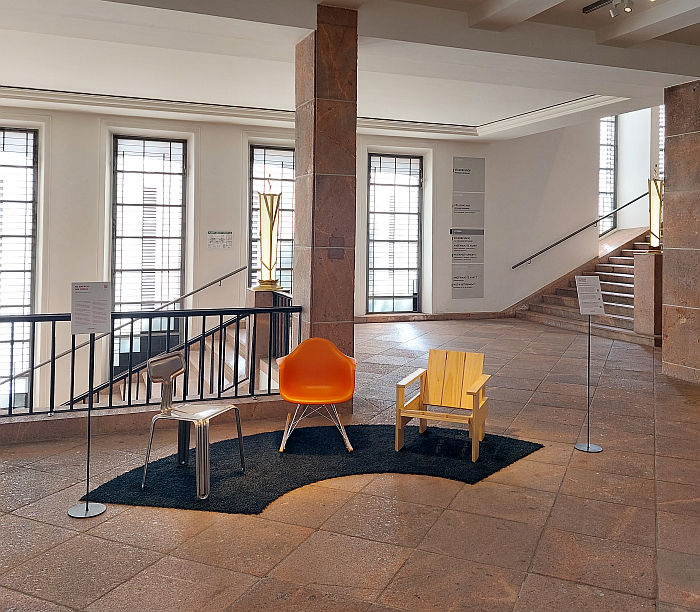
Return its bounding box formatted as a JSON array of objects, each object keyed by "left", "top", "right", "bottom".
[{"left": 517, "top": 231, "right": 659, "bottom": 346}]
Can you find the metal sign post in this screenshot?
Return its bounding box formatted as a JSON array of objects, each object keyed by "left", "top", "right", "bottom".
[
  {"left": 68, "top": 283, "right": 111, "bottom": 519},
  {"left": 574, "top": 276, "right": 604, "bottom": 454}
]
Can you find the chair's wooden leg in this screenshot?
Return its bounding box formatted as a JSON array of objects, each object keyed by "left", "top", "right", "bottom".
[
  {"left": 419, "top": 418, "right": 428, "bottom": 434},
  {"left": 480, "top": 399, "right": 488, "bottom": 441},
  {"left": 471, "top": 420, "right": 479, "bottom": 462},
  {"left": 395, "top": 416, "right": 404, "bottom": 451},
  {"left": 279, "top": 412, "right": 292, "bottom": 453}
]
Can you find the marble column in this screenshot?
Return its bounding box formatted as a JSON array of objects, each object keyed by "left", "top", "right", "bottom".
[
  {"left": 662, "top": 80, "right": 700, "bottom": 383},
  {"left": 293, "top": 5, "right": 357, "bottom": 359}
]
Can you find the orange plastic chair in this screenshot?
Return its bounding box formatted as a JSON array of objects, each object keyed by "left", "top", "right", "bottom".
[{"left": 276, "top": 337, "right": 356, "bottom": 452}]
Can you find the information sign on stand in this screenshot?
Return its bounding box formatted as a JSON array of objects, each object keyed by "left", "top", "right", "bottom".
[
  {"left": 574, "top": 276, "right": 603, "bottom": 454},
  {"left": 68, "top": 282, "right": 111, "bottom": 519}
]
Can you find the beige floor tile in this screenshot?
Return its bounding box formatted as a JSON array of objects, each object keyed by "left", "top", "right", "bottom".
[
  {"left": 578, "top": 426, "right": 655, "bottom": 454},
  {"left": 657, "top": 481, "right": 700, "bottom": 517},
  {"left": 359, "top": 473, "right": 463, "bottom": 508},
  {"left": 12, "top": 482, "right": 130, "bottom": 532},
  {"left": 0, "top": 533, "right": 161, "bottom": 609},
  {"left": 260, "top": 484, "right": 355, "bottom": 529},
  {"left": 0, "top": 467, "right": 76, "bottom": 513},
  {"left": 0, "top": 439, "right": 82, "bottom": 465},
  {"left": 657, "top": 435, "right": 700, "bottom": 461},
  {"left": 568, "top": 448, "right": 655, "bottom": 479},
  {"left": 658, "top": 512, "right": 700, "bottom": 556},
  {"left": 548, "top": 494, "right": 656, "bottom": 547},
  {"left": 448, "top": 481, "right": 555, "bottom": 525},
  {"left": 523, "top": 440, "right": 574, "bottom": 465},
  {"left": 657, "top": 455, "right": 700, "bottom": 486},
  {"left": 28, "top": 446, "right": 144, "bottom": 481},
  {"left": 0, "top": 586, "right": 74, "bottom": 612},
  {"left": 531, "top": 528, "right": 656, "bottom": 598},
  {"left": 658, "top": 549, "right": 700, "bottom": 611},
  {"left": 506, "top": 417, "right": 582, "bottom": 444},
  {"left": 419, "top": 508, "right": 542, "bottom": 571},
  {"left": 0, "top": 514, "right": 76, "bottom": 573},
  {"left": 270, "top": 530, "right": 411, "bottom": 602},
  {"left": 172, "top": 514, "right": 313, "bottom": 577},
  {"left": 487, "top": 459, "right": 566, "bottom": 493},
  {"left": 379, "top": 549, "right": 523, "bottom": 612},
  {"left": 513, "top": 573, "right": 656, "bottom": 611},
  {"left": 227, "top": 577, "right": 370, "bottom": 612},
  {"left": 314, "top": 473, "right": 378, "bottom": 493},
  {"left": 320, "top": 493, "right": 442, "bottom": 547},
  {"left": 87, "top": 505, "right": 222, "bottom": 552},
  {"left": 84, "top": 555, "right": 257, "bottom": 612},
  {"left": 560, "top": 466, "right": 655, "bottom": 508}
]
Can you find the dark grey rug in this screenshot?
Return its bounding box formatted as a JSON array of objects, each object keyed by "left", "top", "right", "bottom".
[{"left": 87, "top": 425, "right": 542, "bottom": 514}]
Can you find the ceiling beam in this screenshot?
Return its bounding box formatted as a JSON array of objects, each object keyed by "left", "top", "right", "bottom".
[
  {"left": 596, "top": 0, "right": 700, "bottom": 47},
  {"left": 467, "top": 0, "right": 565, "bottom": 31}
]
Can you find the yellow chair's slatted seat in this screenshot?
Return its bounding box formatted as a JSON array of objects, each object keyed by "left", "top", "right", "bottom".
[{"left": 395, "top": 349, "right": 490, "bottom": 461}]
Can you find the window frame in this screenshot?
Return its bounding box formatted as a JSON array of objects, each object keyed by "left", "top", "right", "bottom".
[
  {"left": 111, "top": 134, "right": 187, "bottom": 313},
  {"left": 248, "top": 144, "right": 295, "bottom": 291},
  {"left": 366, "top": 153, "right": 423, "bottom": 314},
  {"left": 598, "top": 116, "right": 618, "bottom": 237}
]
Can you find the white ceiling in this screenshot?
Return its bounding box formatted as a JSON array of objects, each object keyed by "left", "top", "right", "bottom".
[{"left": 0, "top": 0, "right": 699, "bottom": 140}]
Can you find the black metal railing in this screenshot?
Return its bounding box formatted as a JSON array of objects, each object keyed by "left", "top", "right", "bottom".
[
  {"left": 512, "top": 192, "right": 649, "bottom": 269},
  {"left": 0, "top": 302, "right": 301, "bottom": 417}
]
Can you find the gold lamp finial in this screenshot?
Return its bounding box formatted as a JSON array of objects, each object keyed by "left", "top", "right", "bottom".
[{"left": 254, "top": 174, "right": 283, "bottom": 291}]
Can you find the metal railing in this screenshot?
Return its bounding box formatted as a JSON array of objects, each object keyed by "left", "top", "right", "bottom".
[
  {"left": 0, "top": 302, "right": 301, "bottom": 417},
  {"left": 512, "top": 192, "right": 649, "bottom": 269}
]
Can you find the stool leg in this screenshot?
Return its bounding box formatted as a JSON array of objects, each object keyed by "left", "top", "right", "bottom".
[
  {"left": 234, "top": 407, "right": 245, "bottom": 472},
  {"left": 178, "top": 421, "right": 191, "bottom": 466},
  {"left": 194, "top": 420, "right": 211, "bottom": 500},
  {"left": 141, "top": 415, "right": 158, "bottom": 490}
]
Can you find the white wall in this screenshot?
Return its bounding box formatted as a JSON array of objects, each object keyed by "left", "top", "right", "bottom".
[
  {"left": 1, "top": 103, "right": 602, "bottom": 404},
  {"left": 617, "top": 108, "right": 652, "bottom": 229}
]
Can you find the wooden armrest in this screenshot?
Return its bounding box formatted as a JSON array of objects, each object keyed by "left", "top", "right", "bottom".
[
  {"left": 396, "top": 368, "right": 427, "bottom": 389},
  {"left": 465, "top": 374, "right": 490, "bottom": 395}
]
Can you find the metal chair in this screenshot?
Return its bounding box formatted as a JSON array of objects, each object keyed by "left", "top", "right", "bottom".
[
  {"left": 276, "top": 337, "right": 356, "bottom": 452},
  {"left": 141, "top": 352, "right": 245, "bottom": 500}
]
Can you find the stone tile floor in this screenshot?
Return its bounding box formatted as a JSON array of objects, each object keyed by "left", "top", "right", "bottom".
[{"left": 1, "top": 319, "right": 700, "bottom": 611}]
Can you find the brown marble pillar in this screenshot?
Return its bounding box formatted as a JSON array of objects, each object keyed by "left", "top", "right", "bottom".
[
  {"left": 662, "top": 80, "right": 700, "bottom": 383},
  {"left": 293, "top": 5, "right": 357, "bottom": 358}
]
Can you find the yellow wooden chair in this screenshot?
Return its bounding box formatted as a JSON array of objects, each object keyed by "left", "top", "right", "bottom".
[{"left": 395, "top": 349, "right": 490, "bottom": 461}]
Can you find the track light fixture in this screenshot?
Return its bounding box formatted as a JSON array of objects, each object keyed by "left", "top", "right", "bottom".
[
  {"left": 610, "top": 0, "right": 621, "bottom": 17},
  {"left": 623, "top": 0, "right": 634, "bottom": 12}
]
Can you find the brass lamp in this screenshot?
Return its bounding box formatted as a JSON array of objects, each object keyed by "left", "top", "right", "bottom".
[
  {"left": 254, "top": 190, "right": 283, "bottom": 291},
  {"left": 648, "top": 172, "right": 663, "bottom": 253}
]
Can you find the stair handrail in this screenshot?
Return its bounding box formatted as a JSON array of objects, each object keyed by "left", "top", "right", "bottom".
[
  {"left": 0, "top": 265, "right": 247, "bottom": 386},
  {"left": 512, "top": 193, "right": 649, "bottom": 270}
]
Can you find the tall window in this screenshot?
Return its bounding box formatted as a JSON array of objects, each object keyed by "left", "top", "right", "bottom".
[
  {"left": 112, "top": 136, "right": 186, "bottom": 312},
  {"left": 0, "top": 128, "right": 37, "bottom": 408},
  {"left": 659, "top": 105, "right": 666, "bottom": 180},
  {"left": 367, "top": 154, "right": 422, "bottom": 313},
  {"left": 598, "top": 116, "right": 617, "bottom": 235},
  {"left": 112, "top": 137, "right": 186, "bottom": 371},
  {"left": 249, "top": 146, "right": 295, "bottom": 291}
]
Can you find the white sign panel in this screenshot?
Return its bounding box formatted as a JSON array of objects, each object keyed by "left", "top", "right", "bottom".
[
  {"left": 207, "top": 230, "right": 233, "bottom": 249},
  {"left": 452, "top": 264, "right": 484, "bottom": 299},
  {"left": 452, "top": 192, "right": 485, "bottom": 228},
  {"left": 451, "top": 228, "right": 484, "bottom": 263},
  {"left": 575, "top": 276, "right": 606, "bottom": 315},
  {"left": 453, "top": 157, "right": 485, "bottom": 193},
  {"left": 71, "top": 283, "right": 112, "bottom": 335}
]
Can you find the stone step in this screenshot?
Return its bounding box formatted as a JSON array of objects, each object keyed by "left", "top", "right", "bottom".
[
  {"left": 609, "top": 257, "right": 634, "bottom": 265},
  {"left": 633, "top": 242, "right": 651, "bottom": 250},
  {"left": 555, "top": 286, "right": 579, "bottom": 298},
  {"left": 602, "top": 291, "right": 635, "bottom": 306},
  {"left": 541, "top": 294, "right": 634, "bottom": 317},
  {"left": 621, "top": 249, "right": 647, "bottom": 257},
  {"left": 595, "top": 271, "right": 635, "bottom": 284},
  {"left": 595, "top": 264, "right": 635, "bottom": 275},
  {"left": 516, "top": 310, "right": 655, "bottom": 346},
  {"left": 600, "top": 281, "right": 634, "bottom": 295},
  {"left": 528, "top": 302, "right": 634, "bottom": 330}
]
